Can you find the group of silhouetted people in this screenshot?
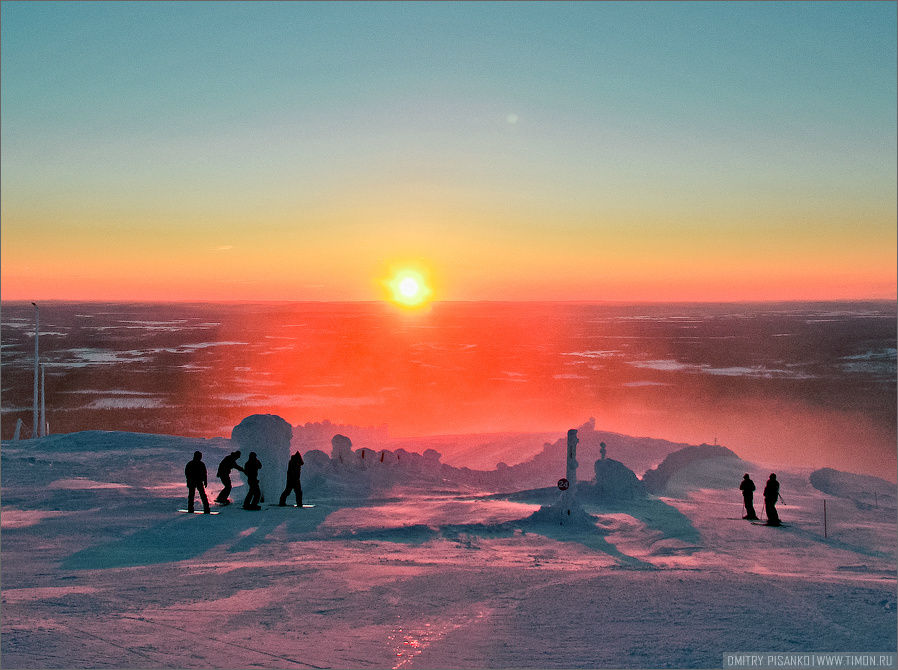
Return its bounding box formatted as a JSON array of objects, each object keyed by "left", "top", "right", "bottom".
[
  {"left": 185, "top": 449, "right": 304, "bottom": 513},
  {"left": 739, "top": 473, "right": 782, "bottom": 526}
]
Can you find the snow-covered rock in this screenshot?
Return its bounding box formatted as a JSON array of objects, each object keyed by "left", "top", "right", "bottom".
[
  {"left": 642, "top": 444, "right": 748, "bottom": 497},
  {"left": 582, "top": 458, "right": 646, "bottom": 501},
  {"left": 231, "top": 414, "right": 292, "bottom": 504}
]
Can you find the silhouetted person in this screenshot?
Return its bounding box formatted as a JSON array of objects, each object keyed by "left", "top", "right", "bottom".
[
  {"left": 242, "top": 452, "right": 262, "bottom": 510},
  {"left": 763, "top": 473, "right": 781, "bottom": 526},
  {"left": 740, "top": 473, "right": 758, "bottom": 520},
  {"left": 185, "top": 450, "right": 210, "bottom": 514},
  {"left": 215, "top": 450, "right": 245, "bottom": 505},
  {"left": 278, "top": 451, "right": 305, "bottom": 506}
]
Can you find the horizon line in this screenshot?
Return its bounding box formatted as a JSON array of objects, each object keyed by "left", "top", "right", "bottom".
[{"left": 2, "top": 297, "right": 896, "bottom": 306}]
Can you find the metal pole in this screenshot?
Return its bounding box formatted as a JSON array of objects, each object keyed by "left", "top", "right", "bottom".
[
  {"left": 32, "top": 302, "right": 39, "bottom": 438},
  {"left": 40, "top": 363, "right": 46, "bottom": 437},
  {"left": 823, "top": 499, "right": 827, "bottom": 539}
]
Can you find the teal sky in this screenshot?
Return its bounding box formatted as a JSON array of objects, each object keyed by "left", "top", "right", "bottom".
[{"left": 2, "top": 1, "right": 896, "bottom": 301}]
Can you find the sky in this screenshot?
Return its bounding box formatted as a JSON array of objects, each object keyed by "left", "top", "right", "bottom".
[{"left": 2, "top": 1, "right": 896, "bottom": 303}]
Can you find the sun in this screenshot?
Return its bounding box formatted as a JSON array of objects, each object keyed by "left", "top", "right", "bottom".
[{"left": 386, "top": 268, "right": 432, "bottom": 308}]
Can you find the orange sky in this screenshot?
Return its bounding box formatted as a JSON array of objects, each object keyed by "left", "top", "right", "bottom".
[
  {"left": 2, "top": 203, "right": 894, "bottom": 302},
  {"left": 2, "top": 2, "right": 896, "bottom": 303}
]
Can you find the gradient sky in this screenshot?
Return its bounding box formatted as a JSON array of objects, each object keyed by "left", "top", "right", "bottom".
[{"left": 2, "top": 1, "right": 896, "bottom": 302}]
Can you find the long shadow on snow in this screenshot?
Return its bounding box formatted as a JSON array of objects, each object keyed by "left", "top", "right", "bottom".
[
  {"left": 587, "top": 498, "right": 703, "bottom": 548},
  {"left": 226, "top": 505, "right": 330, "bottom": 553},
  {"left": 756, "top": 521, "right": 894, "bottom": 560},
  {"left": 61, "top": 504, "right": 332, "bottom": 569},
  {"left": 487, "top": 488, "right": 702, "bottom": 551},
  {"left": 315, "top": 516, "right": 656, "bottom": 569}
]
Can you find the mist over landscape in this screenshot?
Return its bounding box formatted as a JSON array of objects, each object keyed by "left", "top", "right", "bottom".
[{"left": 2, "top": 300, "right": 894, "bottom": 478}]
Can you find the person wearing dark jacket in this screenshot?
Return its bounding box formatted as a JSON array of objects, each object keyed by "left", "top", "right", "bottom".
[
  {"left": 278, "top": 451, "right": 305, "bottom": 507},
  {"left": 215, "top": 450, "right": 245, "bottom": 505},
  {"left": 242, "top": 452, "right": 262, "bottom": 510},
  {"left": 185, "top": 451, "right": 210, "bottom": 514},
  {"left": 763, "top": 473, "right": 782, "bottom": 526},
  {"left": 739, "top": 473, "right": 758, "bottom": 520}
]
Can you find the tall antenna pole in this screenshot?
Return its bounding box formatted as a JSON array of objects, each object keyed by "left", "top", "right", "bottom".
[
  {"left": 562, "top": 428, "right": 579, "bottom": 519},
  {"left": 32, "top": 302, "right": 39, "bottom": 438},
  {"left": 40, "top": 363, "right": 47, "bottom": 437}
]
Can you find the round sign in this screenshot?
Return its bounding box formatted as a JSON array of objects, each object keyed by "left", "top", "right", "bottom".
[{"left": 557, "top": 478, "right": 569, "bottom": 491}]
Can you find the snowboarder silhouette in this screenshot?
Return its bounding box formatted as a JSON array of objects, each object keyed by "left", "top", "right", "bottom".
[
  {"left": 215, "top": 450, "right": 245, "bottom": 505},
  {"left": 763, "top": 473, "right": 782, "bottom": 526},
  {"left": 278, "top": 451, "right": 305, "bottom": 507},
  {"left": 185, "top": 451, "right": 210, "bottom": 514},
  {"left": 740, "top": 473, "right": 758, "bottom": 520},
  {"left": 242, "top": 452, "right": 262, "bottom": 510}
]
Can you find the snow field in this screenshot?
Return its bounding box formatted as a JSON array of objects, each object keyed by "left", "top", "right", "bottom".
[{"left": 1, "top": 430, "right": 895, "bottom": 668}]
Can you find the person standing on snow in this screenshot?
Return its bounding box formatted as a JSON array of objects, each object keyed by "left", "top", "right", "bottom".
[
  {"left": 278, "top": 451, "right": 305, "bottom": 507},
  {"left": 740, "top": 473, "right": 758, "bottom": 520},
  {"left": 215, "top": 450, "right": 245, "bottom": 505},
  {"left": 185, "top": 451, "right": 211, "bottom": 514},
  {"left": 242, "top": 452, "right": 262, "bottom": 510},
  {"left": 763, "top": 473, "right": 782, "bottom": 526}
]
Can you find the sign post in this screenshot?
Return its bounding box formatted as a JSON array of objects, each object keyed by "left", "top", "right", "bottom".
[{"left": 559, "top": 428, "right": 579, "bottom": 519}]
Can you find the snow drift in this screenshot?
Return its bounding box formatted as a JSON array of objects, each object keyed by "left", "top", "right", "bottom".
[
  {"left": 810, "top": 467, "right": 896, "bottom": 509},
  {"left": 641, "top": 444, "right": 752, "bottom": 497}
]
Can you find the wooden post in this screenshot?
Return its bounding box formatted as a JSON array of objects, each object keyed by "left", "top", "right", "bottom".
[{"left": 823, "top": 499, "right": 827, "bottom": 539}]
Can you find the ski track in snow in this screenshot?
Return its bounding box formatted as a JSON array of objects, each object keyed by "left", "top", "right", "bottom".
[{"left": 1, "top": 431, "right": 895, "bottom": 668}]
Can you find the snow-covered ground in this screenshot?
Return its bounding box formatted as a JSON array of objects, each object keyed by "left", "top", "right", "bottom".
[{"left": 1, "top": 428, "right": 895, "bottom": 669}]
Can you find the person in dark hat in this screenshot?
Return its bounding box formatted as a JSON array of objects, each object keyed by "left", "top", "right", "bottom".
[
  {"left": 215, "top": 450, "right": 245, "bottom": 505},
  {"left": 739, "top": 473, "right": 758, "bottom": 520},
  {"left": 763, "top": 473, "right": 782, "bottom": 526},
  {"left": 242, "top": 452, "right": 262, "bottom": 510},
  {"left": 279, "top": 451, "right": 305, "bottom": 507},
  {"left": 185, "top": 451, "right": 210, "bottom": 514}
]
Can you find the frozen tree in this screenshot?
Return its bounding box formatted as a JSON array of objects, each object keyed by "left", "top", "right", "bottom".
[{"left": 331, "top": 434, "right": 353, "bottom": 463}]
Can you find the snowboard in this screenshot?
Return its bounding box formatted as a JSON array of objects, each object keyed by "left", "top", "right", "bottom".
[
  {"left": 268, "top": 504, "right": 316, "bottom": 508},
  {"left": 178, "top": 509, "right": 220, "bottom": 515},
  {"left": 751, "top": 521, "right": 788, "bottom": 527}
]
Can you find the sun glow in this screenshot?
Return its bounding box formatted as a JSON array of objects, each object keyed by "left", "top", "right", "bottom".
[{"left": 386, "top": 268, "right": 432, "bottom": 307}]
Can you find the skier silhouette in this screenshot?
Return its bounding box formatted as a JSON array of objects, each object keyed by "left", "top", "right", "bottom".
[
  {"left": 740, "top": 473, "right": 758, "bottom": 520},
  {"left": 278, "top": 451, "right": 305, "bottom": 507},
  {"left": 185, "top": 451, "right": 210, "bottom": 514},
  {"left": 242, "top": 452, "right": 262, "bottom": 510},
  {"left": 763, "top": 473, "right": 782, "bottom": 526},
  {"left": 215, "top": 450, "right": 244, "bottom": 505}
]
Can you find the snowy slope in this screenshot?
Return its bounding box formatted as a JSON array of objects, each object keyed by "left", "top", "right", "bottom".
[{"left": 1, "top": 430, "right": 895, "bottom": 669}]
